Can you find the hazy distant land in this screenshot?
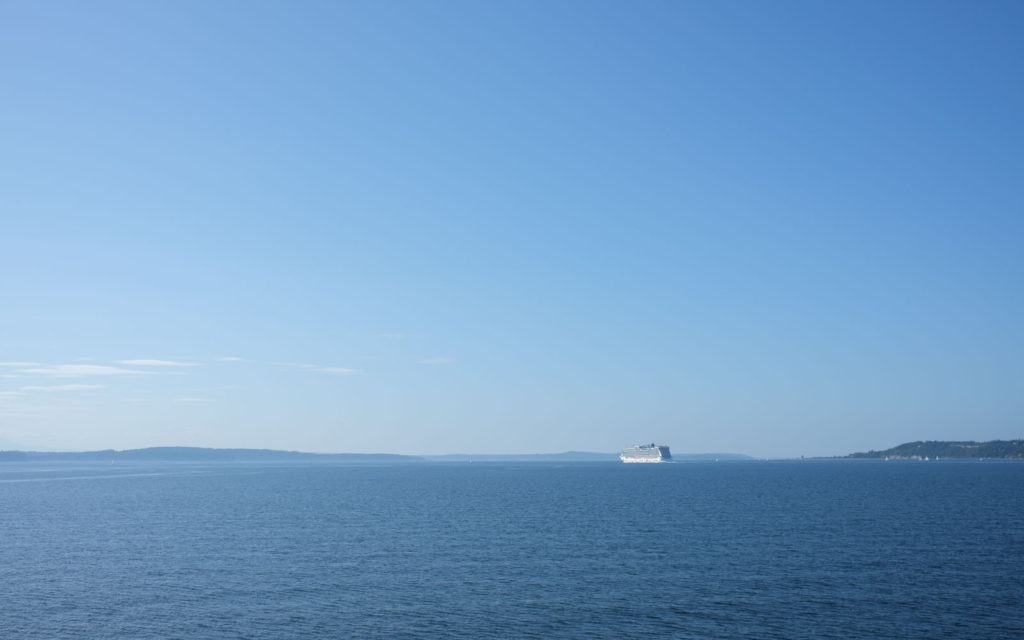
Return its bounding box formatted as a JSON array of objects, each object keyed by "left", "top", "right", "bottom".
[
  {"left": 0, "top": 447, "right": 751, "bottom": 463},
  {"left": 0, "top": 447, "right": 418, "bottom": 463},
  {"left": 424, "top": 452, "right": 752, "bottom": 462},
  {"left": 844, "top": 440, "right": 1024, "bottom": 460},
  {"left": 4, "top": 443, "right": 1022, "bottom": 462}
]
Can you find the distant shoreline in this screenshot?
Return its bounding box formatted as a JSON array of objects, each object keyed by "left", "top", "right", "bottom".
[
  {"left": 0, "top": 446, "right": 752, "bottom": 463},
  {"left": 838, "top": 439, "right": 1024, "bottom": 460},
  {"left": 3, "top": 443, "right": 1022, "bottom": 462}
]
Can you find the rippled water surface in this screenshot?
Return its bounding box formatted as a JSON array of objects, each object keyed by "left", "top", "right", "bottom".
[{"left": 2, "top": 460, "right": 1022, "bottom": 638}]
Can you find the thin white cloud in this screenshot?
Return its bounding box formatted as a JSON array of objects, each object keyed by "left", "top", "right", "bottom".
[
  {"left": 20, "top": 384, "right": 105, "bottom": 392},
  {"left": 0, "top": 362, "right": 39, "bottom": 367},
  {"left": 175, "top": 397, "right": 213, "bottom": 403},
  {"left": 0, "top": 403, "right": 79, "bottom": 416},
  {"left": 117, "top": 359, "right": 200, "bottom": 367},
  {"left": 181, "top": 384, "right": 240, "bottom": 393},
  {"left": 17, "top": 364, "right": 146, "bottom": 378},
  {"left": 276, "top": 362, "right": 361, "bottom": 374},
  {"left": 217, "top": 357, "right": 243, "bottom": 362},
  {"left": 0, "top": 391, "right": 25, "bottom": 397},
  {"left": 419, "top": 357, "right": 455, "bottom": 365}
]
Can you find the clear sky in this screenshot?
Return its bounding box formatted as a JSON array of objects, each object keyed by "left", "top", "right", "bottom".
[{"left": 1, "top": 1, "right": 1022, "bottom": 457}]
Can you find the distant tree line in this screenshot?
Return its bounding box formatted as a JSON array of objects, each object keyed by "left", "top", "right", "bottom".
[{"left": 847, "top": 440, "right": 1024, "bottom": 459}]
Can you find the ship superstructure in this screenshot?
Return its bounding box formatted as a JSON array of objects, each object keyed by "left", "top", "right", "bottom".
[{"left": 620, "top": 443, "right": 672, "bottom": 463}]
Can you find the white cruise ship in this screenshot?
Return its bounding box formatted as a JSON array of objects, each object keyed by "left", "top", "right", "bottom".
[{"left": 620, "top": 443, "right": 672, "bottom": 463}]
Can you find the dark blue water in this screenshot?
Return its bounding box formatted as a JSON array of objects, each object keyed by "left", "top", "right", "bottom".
[{"left": 2, "top": 461, "right": 1022, "bottom": 639}]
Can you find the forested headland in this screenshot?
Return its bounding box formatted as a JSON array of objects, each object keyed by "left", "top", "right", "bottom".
[{"left": 847, "top": 440, "right": 1024, "bottom": 459}]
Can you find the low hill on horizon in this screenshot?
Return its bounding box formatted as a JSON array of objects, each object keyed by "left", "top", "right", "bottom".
[
  {"left": 846, "top": 440, "right": 1024, "bottom": 459},
  {"left": 0, "top": 446, "right": 753, "bottom": 463},
  {"left": 0, "top": 446, "right": 421, "bottom": 462}
]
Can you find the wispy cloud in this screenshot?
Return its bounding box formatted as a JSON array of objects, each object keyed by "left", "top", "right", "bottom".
[
  {"left": 0, "top": 402, "right": 81, "bottom": 416},
  {"left": 0, "top": 391, "right": 25, "bottom": 398},
  {"left": 276, "top": 362, "right": 361, "bottom": 375},
  {"left": 418, "top": 357, "right": 455, "bottom": 365},
  {"left": 17, "top": 364, "right": 146, "bottom": 378},
  {"left": 0, "top": 362, "right": 39, "bottom": 367},
  {"left": 217, "top": 356, "right": 243, "bottom": 362},
  {"left": 175, "top": 397, "right": 213, "bottom": 403},
  {"left": 117, "top": 359, "right": 200, "bottom": 367},
  {"left": 261, "top": 359, "right": 367, "bottom": 377},
  {"left": 21, "top": 384, "right": 105, "bottom": 392}
]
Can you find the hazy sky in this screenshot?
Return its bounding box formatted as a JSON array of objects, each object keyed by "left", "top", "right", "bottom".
[{"left": 2, "top": 1, "right": 1022, "bottom": 457}]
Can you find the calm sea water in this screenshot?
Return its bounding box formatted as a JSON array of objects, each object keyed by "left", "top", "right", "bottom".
[{"left": 2, "top": 460, "right": 1022, "bottom": 639}]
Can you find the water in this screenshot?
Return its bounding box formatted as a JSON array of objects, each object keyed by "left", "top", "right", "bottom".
[{"left": 2, "top": 460, "right": 1022, "bottom": 639}]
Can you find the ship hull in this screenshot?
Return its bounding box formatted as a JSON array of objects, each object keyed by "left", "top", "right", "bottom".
[{"left": 619, "top": 444, "right": 672, "bottom": 463}]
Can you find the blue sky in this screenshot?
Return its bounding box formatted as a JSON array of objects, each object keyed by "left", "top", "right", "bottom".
[{"left": 1, "top": 1, "right": 1022, "bottom": 456}]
